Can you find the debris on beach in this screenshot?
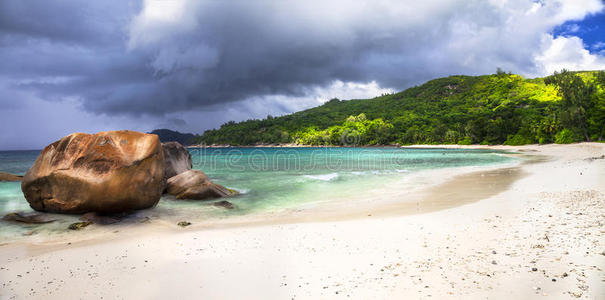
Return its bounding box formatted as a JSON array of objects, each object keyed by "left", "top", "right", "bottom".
[
  {"left": 584, "top": 154, "right": 605, "bottom": 162},
  {"left": 177, "top": 221, "right": 192, "bottom": 227},
  {"left": 68, "top": 221, "right": 92, "bottom": 230}
]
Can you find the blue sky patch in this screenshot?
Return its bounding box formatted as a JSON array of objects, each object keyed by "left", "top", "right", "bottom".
[{"left": 553, "top": 12, "right": 605, "bottom": 54}]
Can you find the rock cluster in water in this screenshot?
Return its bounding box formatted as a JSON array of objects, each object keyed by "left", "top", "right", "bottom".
[
  {"left": 20, "top": 130, "right": 236, "bottom": 215},
  {"left": 166, "top": 170, "right": 235, "bottom": 200},
  {"left": 161, "top": 142, "right": 238, "bottom": 200}
]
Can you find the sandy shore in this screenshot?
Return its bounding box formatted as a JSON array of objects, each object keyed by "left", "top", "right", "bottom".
[{"left": 1, "top": 143, "right": 604, "bottom": 299}]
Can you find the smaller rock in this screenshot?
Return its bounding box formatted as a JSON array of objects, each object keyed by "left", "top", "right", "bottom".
[
  {"left": 166, "top": 170, "right": 237, "bottom": 200},
  {"left": 531, "top": 267, "right": 538, "bottom": 272},
  {"left": 491, "top": 250, "right": 497, "bottom": 254},
  {"left": 177, "top": 221, "right": 191, "bottom": 227},
  {"left": 2, "top": 212, "right": 56, "bottom": 224},
  {"left": 212, "top": 200, "right": 235, "bottom": 209},
  {"left": 551, "top": 278, "right": 556, "bottom": 282},
  {"left": 491, "top": 260, "right": 497, "bottom": 265},
  {"left": 562, "top": 272, "right": 568, "bottom": 277},
  {"left": 68, "top": 221, "right": 92, "bottom": 230}
]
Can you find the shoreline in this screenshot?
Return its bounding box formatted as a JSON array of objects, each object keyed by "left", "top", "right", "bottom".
[
  {"left": 1, "top": 143, "right": 604, "bottom": 299},
  {"left": 0, "top": 151, "right": 527, "bottom": 249}
]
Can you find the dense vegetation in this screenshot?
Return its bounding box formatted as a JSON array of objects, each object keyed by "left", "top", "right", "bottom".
[
  {"left": 150, "top": 129, "right": 198, "bottom": 145},
  {"left": 196, "top": 70, "right": 605, "bottom": 146}
]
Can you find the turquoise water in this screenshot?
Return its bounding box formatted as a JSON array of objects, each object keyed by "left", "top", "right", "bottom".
[{"left": 0, "top": 147, "right": 516, "bottom": 240}]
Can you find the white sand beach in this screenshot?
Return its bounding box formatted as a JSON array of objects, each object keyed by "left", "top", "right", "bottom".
[{"left": 1, "top": 143, "right": 604, "bottom": 299}]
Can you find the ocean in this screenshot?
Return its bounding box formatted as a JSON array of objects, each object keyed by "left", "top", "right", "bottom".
[{"left": 0, "top": 147, "right": 517, "bottom": 241}]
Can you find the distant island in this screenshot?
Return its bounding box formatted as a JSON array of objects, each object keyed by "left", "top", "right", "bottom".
[
  {"left": 195, "top": 70, "right": 605, "bottom": 146},
  {"left": 149, "top": 129, "right": 199, "bottom": 146}
]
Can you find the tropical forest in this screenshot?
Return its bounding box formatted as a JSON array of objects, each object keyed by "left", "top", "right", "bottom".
[{"left": 196, "top": 70, "right": 605, "bottom": 146}]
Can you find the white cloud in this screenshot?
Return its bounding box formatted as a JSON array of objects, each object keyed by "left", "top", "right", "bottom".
[
  {"left": 140, "top": 0, "right": 186, "bottom": 22},
  {"left": 592, "top": 41, "right": 605, "bottom": 50},
  {"left": 549, "top": 0, "right": 604, "bottom": 23},
  {"left": 536, "top": 35, "right": 605, "bottom": 75},
  {"left": 561, "top": 24, "right": 581, "bottom": 34}
]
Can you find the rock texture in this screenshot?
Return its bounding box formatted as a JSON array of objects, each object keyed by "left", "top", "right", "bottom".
[
  {"left": 0, "top": 172, "right": 23, "bottom": 182},
  {"left": 162, "top": 142, "right": 192, "bottom": 179},
  {"left": 21, "top": 130, "right": 165, "bottom": 214},
  {"left": 166, "top": 170, "right": 237, "bottom": 200}
]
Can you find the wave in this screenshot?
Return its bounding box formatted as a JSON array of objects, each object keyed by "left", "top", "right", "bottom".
[
  {"left": 351, "top": 169, "right": 409, "bottom": 175},
  {"left": 230, "top": 187, "right": 250, "bottom": 194},
  {"left": 304, "top": 173, "right": 340, "bottom": 181},
  {"left": 350, "top": 170, "right": 381, "bottom": 175}
]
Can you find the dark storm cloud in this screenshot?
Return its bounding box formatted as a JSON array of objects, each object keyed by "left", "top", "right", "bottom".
[
  {"left": 0, "top": 0, "right": 544, "bottom": 116},
  {"left": 0, "top": 0, "right": 146, "bottom": 107},
  {"left": 0, "top": 1, "right": 139, "bottom": 45}
]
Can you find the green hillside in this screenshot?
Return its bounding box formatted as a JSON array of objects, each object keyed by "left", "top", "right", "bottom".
[{"left": 197, "top": 70, "right": 605, "bottom": 146}]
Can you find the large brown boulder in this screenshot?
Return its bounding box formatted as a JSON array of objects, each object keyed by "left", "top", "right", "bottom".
[
  {"left": 166, "top": 170, "right": 237, "bottom": 200},
  {"left": 21, "top": 130, "right": 165, "bottom": 214},
  {"left": 0, "top": 172, "right": 23, "bottom": 182},
  {"left": 162, "top": 142, "right": 192, "bottom": 179}
]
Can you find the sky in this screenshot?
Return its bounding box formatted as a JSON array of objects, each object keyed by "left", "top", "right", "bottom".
[{"left": 1, "top": 0, "right": 605, "bottom": 150}]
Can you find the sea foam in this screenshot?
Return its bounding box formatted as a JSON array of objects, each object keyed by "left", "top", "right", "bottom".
[
  {"left": 230, "top": 187, "right": 250, "bottom": 194},
  {"left": 351, "top": 169, "right": 409, "bottom": 175},
  {"left": 304, "top": 173, "right": 340, "bottom": 181}
]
